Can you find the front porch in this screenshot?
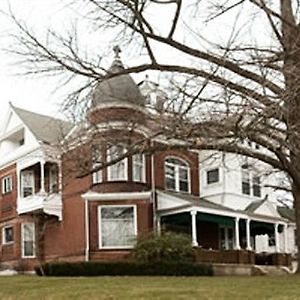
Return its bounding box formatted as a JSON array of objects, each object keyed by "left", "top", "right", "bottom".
[{"left": 156, "top": 191, "right": 292, "bottom": 266}]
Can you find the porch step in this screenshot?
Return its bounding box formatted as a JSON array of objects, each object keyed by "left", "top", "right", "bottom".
[{"left": 252, "top": 265, "right": 293, "bottom": 276}]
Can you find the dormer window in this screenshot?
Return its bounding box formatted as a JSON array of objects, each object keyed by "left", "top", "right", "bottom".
[
  {"left": 165, "top": 157, "right": 190, "bottom": 193},
  {"left": 107, "top": 145, "right": 128, "bottom": 181}
]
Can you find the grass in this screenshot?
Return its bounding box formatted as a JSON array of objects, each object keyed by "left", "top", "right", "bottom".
[{"left": 1, "top": 275, "right": 300, "bottom": 300}]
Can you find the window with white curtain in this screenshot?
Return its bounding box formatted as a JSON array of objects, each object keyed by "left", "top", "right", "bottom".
[
  {"left": 132, "top": 154, "right": 145, "bottom": 182},
  {"left": 2, "top": 175, "right": 12, "bottom": 194},
  {"left": 21, "top": 223, "right": 35, "bottom": 258},
  {"left": 99, "top": 205, "right": 137, "bottom": 249},
  {"left": 165, "top": 157, "right": 190, "bottom": 193},
  {"left": 2, "top": 226, "right": 14, "bottom": 244},
  {"left": 107, "top": 145, "right": 128, "bottom": 181}
]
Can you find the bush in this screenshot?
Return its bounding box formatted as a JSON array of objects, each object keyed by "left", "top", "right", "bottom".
[
  {"left": 134, "top": 231, "right": 194, "bottom": 263},
  {"left": 35, "top": 261, "right": 213, "bottom": 276}
]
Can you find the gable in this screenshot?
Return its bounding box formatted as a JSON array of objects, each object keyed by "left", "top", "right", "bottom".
[
  {"left": 254, "top": 201, "right": 281, "bottom": 218},
  {"left": 1, "top": 111, "right": 23, "bottom": 135},
  {"left": 157, "top": 191, "right": 190, "bottom": 210}
]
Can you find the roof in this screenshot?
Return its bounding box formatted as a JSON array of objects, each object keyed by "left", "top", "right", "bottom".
[
  {"left": 12, "top": 105, "right": 73, "bottom": 144},
  {"left": 244, "top": 199, "right": 266, "bottom": 213},
  {"left": 277, "top": 206, "right": 295, "bottom": 222},
  {"left": 91, "top": 48, "right": 145, "bottom": 108},
  {"left": 158, "top": 190, "right": 239, "bottom": 214}
]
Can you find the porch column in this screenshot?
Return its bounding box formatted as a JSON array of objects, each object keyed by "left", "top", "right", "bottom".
[
  {"left": 58, "top": 161, "right": 62, "bottom": 192},
  {"left": 284, "top": 224, "right": 288, "bottom": 253},
  {"left": 246, "top": 219, "right": 252, "bottom": 251},
  {"left": 40, "top": 160, "right": 45, "bottom": 193},
  {"left": 190, "top": 210, "right": 198, "bottom": 247},
  {"left": 235, "top": 217, "right": 241, "bottom": 250},
  {"left": 17, "top": 168, "right": 21, "bottom": 200},
  {"left": 157, "top": 216, "right": 161, "bottom": 236},
  {"left": 274, "top": 223, "right": 280, "bottom": 253}
]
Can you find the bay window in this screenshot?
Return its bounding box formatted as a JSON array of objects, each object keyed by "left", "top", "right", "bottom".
[
  {"left": 107, "top": 145, "right": 128, "bottom": 181},
  {"left": 132, "top": 154, "right": 145, "bottom": 182}
]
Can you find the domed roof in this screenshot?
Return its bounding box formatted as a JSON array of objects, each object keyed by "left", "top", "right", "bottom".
[{"left": 91, "top": 47, "right": 145, "bottom": 107}]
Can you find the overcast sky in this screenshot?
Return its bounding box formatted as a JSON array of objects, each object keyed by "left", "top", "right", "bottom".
[{"left": 0, "top": 0, "right": 78, "bottom": 121}]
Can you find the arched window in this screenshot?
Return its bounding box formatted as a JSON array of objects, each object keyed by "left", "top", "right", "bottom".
[{"left": 165, "top": 157, "right": 190, "bottom": 193}]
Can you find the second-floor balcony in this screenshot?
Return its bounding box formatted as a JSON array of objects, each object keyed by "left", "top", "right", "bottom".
[{"left": 17, "top": 161, "right": 62, "bottom": 220}]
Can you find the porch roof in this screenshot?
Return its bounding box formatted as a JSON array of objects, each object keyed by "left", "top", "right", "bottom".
[{"left": 156, "top": 190, "right": 288, "bottom": 224}]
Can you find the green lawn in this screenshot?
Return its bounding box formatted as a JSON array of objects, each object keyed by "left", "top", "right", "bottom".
[{"left": 1, "top": 275, "right": 300, "bottom": 300}]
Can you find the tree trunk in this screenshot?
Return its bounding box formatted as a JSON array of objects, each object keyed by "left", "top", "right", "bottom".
[{"left": 292, "top": 184, "right": 300, "bottom": 273}]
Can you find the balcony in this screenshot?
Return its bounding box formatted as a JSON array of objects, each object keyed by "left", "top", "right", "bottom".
[
  {"left": 17, "top": 192, "right": 62, "bottom": 220},
  {"left": 17, "top": 161, "right": 62, "bottom": 220}
]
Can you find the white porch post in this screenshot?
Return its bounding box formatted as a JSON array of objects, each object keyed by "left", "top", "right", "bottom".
[
  {"left": 274, "top": 223, "right": 280, "bottom": 253},
  {"left": 17, "top": 168, "right": 21, "bottom": 200},
  {"left": 157, "top": 215, "right": 161, "bottom": 236},
  {"left": 246, "top": 219, "right": 252, "bottom": 251},
  {"left": 58, "top": 161, "right": 62, "bottom": 192},
  {"left": 284, "top": 224, "right": 288, "bottom": 253},
  {"left": 40, "top": 160, "right": 45, "bottom": 193},
  {"left": 191, "top": 210, "right": 198, "bottom": 247},
  {"left": 235, "top": 217, "right": 241, "bottom": 250}
]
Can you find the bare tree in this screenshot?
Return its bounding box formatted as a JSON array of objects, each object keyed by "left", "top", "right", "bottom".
[{"left": 6, "top": 0, "right": 300, "bottom": 271}]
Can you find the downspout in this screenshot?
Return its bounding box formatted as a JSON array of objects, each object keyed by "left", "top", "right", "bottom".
[
  {"left": 84, "top": 198, "right": 90, "bottom": 262},
  {"left": 151, "top": 142, "right": 157, "bottom": 232}
]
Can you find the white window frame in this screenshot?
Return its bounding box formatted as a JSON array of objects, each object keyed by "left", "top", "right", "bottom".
[
  {"left": 98, "top": 205, "right": 137, "bottom": 249},
  {"left": 164, "top": 157, "right": 191, "bottom": 193},
  {"left": 107, "top": 146, "right": 128, "bottom": 181},
  {"left": 2, "top": 175, "right": 12, "bottom": 194},
  {"left": 206, "top": 168, "right": 220, "bottom": 185},
  {"left": 132, "top": 154, "right": 146, "bottom": 182},
  {"left": 21, "top": 222, "right": 36, "bottom": 258},
  {"left": 2, "top": 226, "right": 14, "bottom": 245},
  {"left": 21, "top": 170, "right": 35, "bottom": 198}
]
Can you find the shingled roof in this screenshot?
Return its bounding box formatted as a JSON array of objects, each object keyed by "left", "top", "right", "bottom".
[{"left": 12, "top": 105, "right": 73, "bottom": 145}]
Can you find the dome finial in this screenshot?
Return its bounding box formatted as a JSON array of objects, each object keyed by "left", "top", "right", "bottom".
[{"left": 113, "top": 45, "right": 121, "bottom": 59}]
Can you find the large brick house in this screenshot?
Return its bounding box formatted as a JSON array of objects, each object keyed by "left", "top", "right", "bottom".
[{"left": 0, "top": 51, "right": 296, "bottom": 270}]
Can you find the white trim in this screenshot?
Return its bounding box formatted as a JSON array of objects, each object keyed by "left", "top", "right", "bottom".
[
  {"left": 89, "top": 101, "right": 149, "bottom": 115},
  {"left": 2, "top": 225, "right": 14, "bottom": 245},
  {"left": 21, "top": 222, "right": 36, "bottom": 258},
  {"left": 82, "top": 191, "right": 151, "bottom": 201},
  {"left": 85, "top": 199, "right": 89, "bottom": 262},
  {"left": 98, "top": 204, "right": 138, "bottom": 249}
]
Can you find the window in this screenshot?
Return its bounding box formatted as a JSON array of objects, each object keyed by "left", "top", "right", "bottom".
[
  {"left": 92, "top": 145, "right": 103, "bottom": 184},
  {"left": 21, "top": 223, "right": 35, "bottom": 258},
  {"left": 219, "top": 226, "right": 234, "bottom": 250},
  {"left": 242, "top": 165, "right": 250, "bottom": 195},
  {"left": 207, "top": 168, "right": 219, "bottom": 184},
  {"left": 165, "top": 157, "right": 190, "bottom": 193},
  {"left": 252, "top": 175, "right": 261, "bottom": 197},
  {"left": 2, "top": 175, "right": 12, "bottom": 194},
  {"left": 99, "top": 205, "right": 137, "bottom": 249},
  {"left": 107, "top": 145, "right": 128, "bottom": 181},
  {"left": 2, "top": 226, "right": 13, "bottom": 244},
  {"left": 21, "top": 170, "right": 35, "bottom": 198},
  {"left": 241, "top": 165, "right": 261, "bottom": 197},
  {"left": 132, "top": 154, "right": 145, "bottom": 182}
]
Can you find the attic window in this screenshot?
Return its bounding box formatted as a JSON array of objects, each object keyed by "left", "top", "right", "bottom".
[{"left": 19, "top": 138, "right": 24, "bottom": 146}]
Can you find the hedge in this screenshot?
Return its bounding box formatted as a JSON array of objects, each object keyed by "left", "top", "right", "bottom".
[{"left": 35, "top": 261, "right": 213, "bottom": 276}]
